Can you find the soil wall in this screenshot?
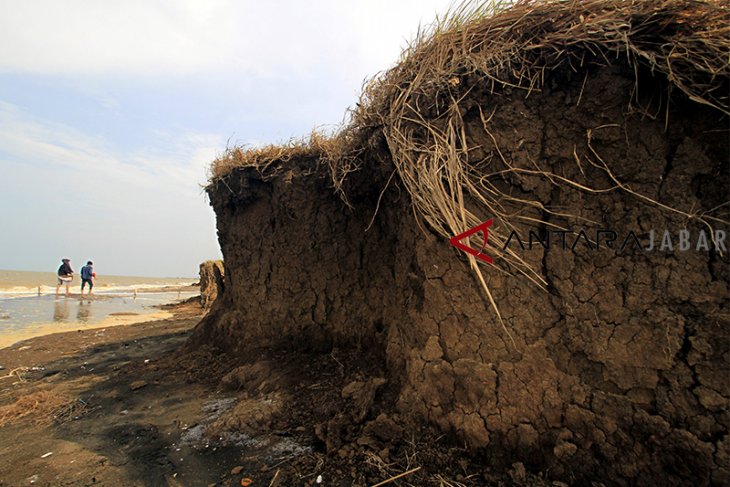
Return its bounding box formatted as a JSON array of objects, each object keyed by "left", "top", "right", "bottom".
[
  {"left": 195, "top": 67, "right": 729, "bottom": 484},
  {"left": 199, "top": 260, "right": 225, "bottom": 309}
]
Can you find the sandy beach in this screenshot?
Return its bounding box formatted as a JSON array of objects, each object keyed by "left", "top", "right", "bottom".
[
  {"left": 0, "top": 309, "right": 174, "bottom": 349},
  {"left": 0, "top": 299, "right": 520, "bottom": 487},
  {"left": 1, "top": 1, "right": 727, "bottom": 485},
  {"left": 0, "top": 273, "right": 200, "bottom": 349},
  {"left": 0, "top": 300, "right": 223, "bottom": 486}
]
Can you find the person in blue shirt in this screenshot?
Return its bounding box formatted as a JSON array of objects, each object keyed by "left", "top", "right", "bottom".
[{"left": 80, "top": 261, "right": 96, "bottom": 297}]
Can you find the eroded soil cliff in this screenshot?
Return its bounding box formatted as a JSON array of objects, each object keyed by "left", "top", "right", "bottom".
[{"left": 197, "top": 66, "right": 729, "bottom": 485}]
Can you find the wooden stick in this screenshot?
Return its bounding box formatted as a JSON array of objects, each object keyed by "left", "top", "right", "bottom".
[
  {"left": 0, "top": 367, "right": 29, "bottom": 380},
  {"left": 370, "top": 466, "right": 421, "bottom": 487},
  {"left": 268, "top": 469, "right": 280, "bottom": 487}
]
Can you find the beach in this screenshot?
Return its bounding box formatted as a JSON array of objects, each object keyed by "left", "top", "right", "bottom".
[
  {"left": 0, "top": 299, "right": 508, "bottom": 487},
  {"left": 0, "top": 270, "right": 198, "bottom": 349},
  {"left": 0, "top": 300, "right": 225, "bottom": 486},
  {"left": 1, "top": 0, "right": 727, "bottom": 484},
  {"left": 0, "top": 270, "right": 197, "bottom": 298},
  {"left": 0, "top": 304, "right": 174, "bottom": 349}
]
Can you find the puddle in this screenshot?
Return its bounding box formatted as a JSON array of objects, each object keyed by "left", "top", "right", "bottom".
[{"left": 178, "top": 396, "right": 312, "bottom": 461}]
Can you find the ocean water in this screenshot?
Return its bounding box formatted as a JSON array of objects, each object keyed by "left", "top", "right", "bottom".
[
  {"left": 0, "top": 270, "right": 199, "bottom": 348},
  {"left": 0, "top": 269, "right": 196, "bottom": 297}
]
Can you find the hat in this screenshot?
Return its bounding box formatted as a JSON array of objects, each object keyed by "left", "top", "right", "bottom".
[{"left": 62, "top": 258, "right": 70, "bottom": 262}]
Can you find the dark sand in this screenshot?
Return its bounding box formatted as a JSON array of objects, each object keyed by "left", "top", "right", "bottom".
[
  {"left": 0, "top": 301, "right": 241, "bottom": 487},
  {"left": 0, "top": 301, "right": 551, "bottom": 487}
]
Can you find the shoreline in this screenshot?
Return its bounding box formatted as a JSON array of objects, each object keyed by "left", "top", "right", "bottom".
[
  {"left": 0, "top": 290, "right": 200, "bottom": 350},
  {"left": 0, "top": 300, "right": 215, "bottom": 486},
  {"left": 0, "top": 309, "right": 175, "bottom": 350},
  {"left": 0, "top": 284, "right": 200, "bottom": 299},
  {"left": 0, "top": 300, "right": 545, "bottom": 486}
]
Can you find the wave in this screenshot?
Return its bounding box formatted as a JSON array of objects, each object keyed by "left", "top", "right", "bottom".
[{"left": 0, "top": 282, "right": 197, "bottom": 299}]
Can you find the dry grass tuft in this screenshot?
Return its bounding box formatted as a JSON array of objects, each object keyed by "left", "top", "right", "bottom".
[
  {"left": 209, "top": 129, "right": 341, "bottom": 181},
  {"left": 0, "top": 391, "right": 70, "bottom": 427}
]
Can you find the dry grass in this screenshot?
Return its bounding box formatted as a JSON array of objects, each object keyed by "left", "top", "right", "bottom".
[
  {"left": 208, "top": 0, "right": 729, "bottom": 334},
  {"left": 0, "top": 391, "right": 70, "bottom": 427},
  {"left": 351, "top": 0, "right": 729, "bottom": 291},
  {"left": 209, "top": 129, "right": 341, "bottom": 181}
]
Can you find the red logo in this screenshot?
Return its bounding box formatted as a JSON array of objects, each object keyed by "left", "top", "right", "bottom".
[{"left": 449, "top": 219, "right": 494, "bottom": 264}]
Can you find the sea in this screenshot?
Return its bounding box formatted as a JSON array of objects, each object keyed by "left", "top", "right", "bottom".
[{"left": 0, "top": 270, "right": 199, "bottom": 348}]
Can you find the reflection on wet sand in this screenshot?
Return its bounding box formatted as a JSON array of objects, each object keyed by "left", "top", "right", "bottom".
[
  {"left": 53, "top": 299, "right": 70, "bottom": 322},
  {"left": 77, "top": 300, "right": 93, "bottom": 322},
  {"left": 0, "top": 291, "right": 197, "bottom": 348}
]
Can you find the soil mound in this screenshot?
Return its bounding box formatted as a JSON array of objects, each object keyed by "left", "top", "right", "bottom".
[
  {"left": 194, "top": 1, "right": 729, "bottom": 484},
  {"left": 199, "top": 259, "right": 225, "bottom": 309}
]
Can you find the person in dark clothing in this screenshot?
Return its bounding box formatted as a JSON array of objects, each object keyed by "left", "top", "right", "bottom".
[
  {"left": 80, "top": 261, "right": 95, "bottom": 297},
  {"left": 56, "top": 258, "right": 74, "bottom": 297}
]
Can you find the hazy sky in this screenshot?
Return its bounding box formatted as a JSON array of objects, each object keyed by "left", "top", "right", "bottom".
[{"left": 0, "top": 0, "right": 451, "bottom": 277}]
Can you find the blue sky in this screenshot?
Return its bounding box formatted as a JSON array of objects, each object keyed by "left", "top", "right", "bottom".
[{"left": 0, "top": 0, "right": 451, "bottom": 277}]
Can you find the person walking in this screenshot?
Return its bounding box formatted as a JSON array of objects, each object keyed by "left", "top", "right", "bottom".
[
  {"left": 56, "top": 258, "right": 74, "bottom": 297},
  {"left": 80, "top": 261, "right": 95, "bottom": 297}
]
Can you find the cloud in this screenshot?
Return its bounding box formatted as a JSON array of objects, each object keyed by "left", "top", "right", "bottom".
[
  {"left": 0, "top": 1, "right": 226, "bottom": 76},
  {"left": 0, "top": 0, "right": 455, "bottom": 276},
  {"left": 0, "top": 101, "right": 223, "bottom": 276},
  {"left": 0, "top": 0, "right": 448, "bottom": 78},
  {"left": 0, "top": 101, "right": 218, "bottom": 193}
]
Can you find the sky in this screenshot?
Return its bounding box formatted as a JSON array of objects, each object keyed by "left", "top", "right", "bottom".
[{"left": 0, "top": 0, "right": 452, "bottom": 277}]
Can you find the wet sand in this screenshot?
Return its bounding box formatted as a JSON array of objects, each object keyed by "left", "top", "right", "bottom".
[
  {"left": 0, "top": 309, "right": 174, "bottom": 349},
  {"left": 0, "top": 287, "right": 199, "bottom": 349},
  {"left": 0, "top": 300, "right": 237, "bottom": 487}
]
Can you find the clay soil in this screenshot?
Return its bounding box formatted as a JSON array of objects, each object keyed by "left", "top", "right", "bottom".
[
  {"left": 0, "top": 301, "right": 557, "bottom": 487},
  {"left": 200, "top": 64, "right": 729, "bottom": 485}
]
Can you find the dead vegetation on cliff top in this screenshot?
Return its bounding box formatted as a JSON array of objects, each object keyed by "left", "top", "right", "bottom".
[
  {"left": 211, "top": 0, "right": 728, "bottom": 176},
  {"left": 209, "top": 0, "right": 729, "bottom": 327}
]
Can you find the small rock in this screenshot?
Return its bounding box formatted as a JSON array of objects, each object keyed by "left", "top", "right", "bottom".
[
  {"left": 231, "top": 465, "right": 244, "bottom": 475},
  {"left": 379, "top": 447, "right": 390, "bottom": 462},
  {"left": 363, "top": 414, "right": 403, "bottom": 441},
  {"left": 356, "top": 435, "right": 379, "bottom": 448},
  {"left": 130, "top": 380, "right": 147, "bottom": 391},
  {"left": 553, "top": 441, "right": 578, "bottom": 459},
  {"left": 341, "top": 377, "right": 387, "bottom": 422},
  {"left": 422, "top": 335, "right": 443, "bottom": 361},
  {"left": 557, "top": 429, "right": 573, "bottom": 441},
  {"left": 695, "top": 386, "right": 726, "bottom": 409},
  {"left": 341, "top": 380, "right": 365, "bottom": 398},
  {"left": 509, "top": 462, "right": 526, "bottom": 482}
]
